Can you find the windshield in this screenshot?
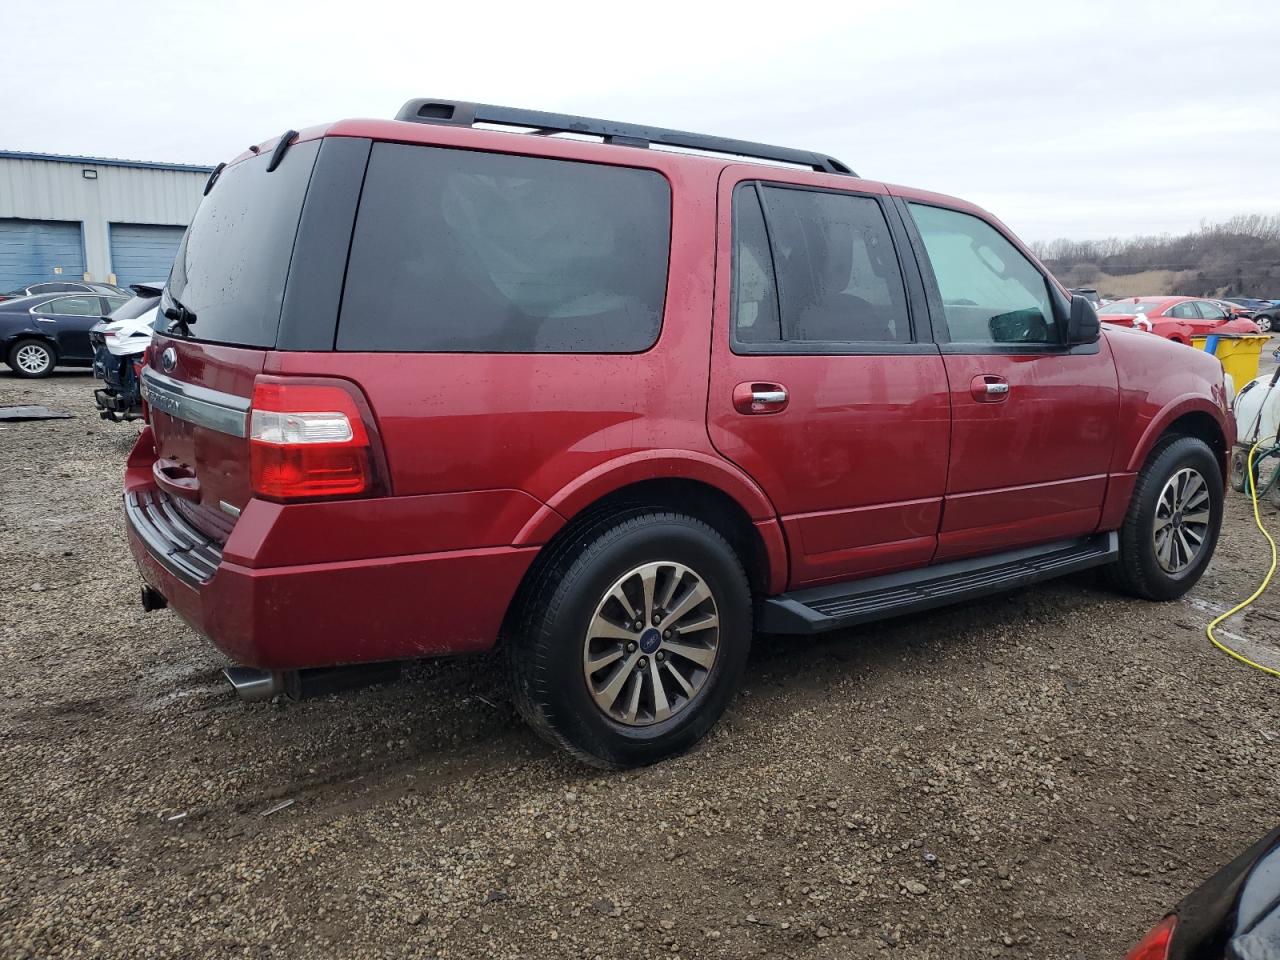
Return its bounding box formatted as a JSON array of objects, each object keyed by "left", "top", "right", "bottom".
[
  {"left": 1099, "top": 300, "right": 1160, "bottom": 315},
  {"left": 161, "top": 139, "right": 320, "bottom": 346}
]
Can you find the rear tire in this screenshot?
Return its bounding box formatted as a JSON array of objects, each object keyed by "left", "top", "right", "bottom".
[
  {"left": 7, "top": 338, "right": 56, "bottom": 378},
  {"left": 1104, "top": 435, "right": 1223, "bottom": 601},
  {"left": 506, "top": 511, "right": 751, "bottom": 769}
]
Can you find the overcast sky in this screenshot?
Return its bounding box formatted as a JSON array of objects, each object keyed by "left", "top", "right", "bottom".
[{"left": 4, "top": 0, "right": 1278, "bottom": 241}]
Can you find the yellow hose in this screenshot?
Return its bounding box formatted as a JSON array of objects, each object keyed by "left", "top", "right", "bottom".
[{"left": 1205, "top": 441, "right": 1279, "bottom": 678}]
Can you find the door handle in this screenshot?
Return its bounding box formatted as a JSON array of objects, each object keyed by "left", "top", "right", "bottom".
[
  {"left": 970, "top": 375, "right": 1010, "bottom": 402},
  {"left": 153, "top": 457, "right": 202, "bottom": 501},
  {"left": 732, "top": 382, "right": 789, "bottom": 415}
]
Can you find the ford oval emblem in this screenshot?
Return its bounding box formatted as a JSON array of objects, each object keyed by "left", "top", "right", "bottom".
[{"left": 160, "top": 347, "right": 177, "bottom": 373}]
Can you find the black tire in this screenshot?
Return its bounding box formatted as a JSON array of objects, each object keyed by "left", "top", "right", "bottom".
[
  {"left": 1255, "top": 314, "right": 1273, "bottom": 334},
  {"left": 506, "top": 510, "right": 752, "bottom": 769},
  {"left": 6, "top": 338, "right": 56, "bottom": 378},
  {"left": 1103, "top": 435, "right": 1224, "bottom": 601},
  {"left": 1230, "top": 446, "right": 1259, "bottom": 494}
]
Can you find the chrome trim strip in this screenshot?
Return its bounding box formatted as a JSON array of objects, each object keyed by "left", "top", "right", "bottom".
[{"left": 141, "top": 366, "right": 250, "bottom": 438}]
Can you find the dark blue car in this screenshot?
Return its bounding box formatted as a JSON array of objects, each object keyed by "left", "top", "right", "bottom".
[{"left": 0, "top": 291, "right": 128, "bottom": 377}]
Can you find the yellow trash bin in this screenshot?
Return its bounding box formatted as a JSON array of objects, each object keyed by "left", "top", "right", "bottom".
[{"left": 1189, "top": 333, "right": 1271, "bottom": 385}]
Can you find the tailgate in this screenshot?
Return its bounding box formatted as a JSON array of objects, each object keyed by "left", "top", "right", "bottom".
[{"left": 143, "top": 335, "right": 266, "bottom": 537}]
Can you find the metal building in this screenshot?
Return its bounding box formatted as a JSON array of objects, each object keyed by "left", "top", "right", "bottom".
[{"left": 0, "top": 151, "right": 213, "bottom": 290}]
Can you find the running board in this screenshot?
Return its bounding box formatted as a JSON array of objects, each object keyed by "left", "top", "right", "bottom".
[{"left": 759, "top": 532, "right": 1118, "bottom": 634}]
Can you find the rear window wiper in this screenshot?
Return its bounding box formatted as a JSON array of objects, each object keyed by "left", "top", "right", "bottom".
[{"left": 163, "top": 296, "right": 198, "bottom": 337}]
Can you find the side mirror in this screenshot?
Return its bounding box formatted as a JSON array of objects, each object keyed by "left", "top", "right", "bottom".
[{"left": 1067, "top": 294, "right": 1101, "bottom": 345}]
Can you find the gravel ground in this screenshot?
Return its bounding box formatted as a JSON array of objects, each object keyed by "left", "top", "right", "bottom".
[{"left": 2, "top": 363, "right": 1279, "bottom": 960}]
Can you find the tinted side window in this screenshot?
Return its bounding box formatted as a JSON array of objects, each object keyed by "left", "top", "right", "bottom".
[
  {"left": 908, "top": 203, "right": 1058, "bottom": 345},
  {"left": 755, "top": 187, "right": 910, "bottom": 344},
  {"left": 732, "top": 187, "right": 781, "bottom": 344},
  {"left": 338, "top": 144, "right": 672, "bottom": 353},
  {"left": 1168, "top": 302, "right": 1198, "bottom": 319},
  {"left": 35, "top": 296, "right": 100, "bottom": 316}
]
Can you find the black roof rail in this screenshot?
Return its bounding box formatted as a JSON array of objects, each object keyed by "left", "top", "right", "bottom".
[{"left": 394, "top": 98, "right": 855, "bottom": 176}]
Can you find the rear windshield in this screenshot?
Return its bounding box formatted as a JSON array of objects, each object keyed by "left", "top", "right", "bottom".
[
  {"left": 337, "top": 144, "right": 672, "bottom": 353},
  {"left": 162, "top": 140, "right": 320, "bottom": 347},
  {"left": 110, "top": 293, "right": 160, "bottom": 321}
]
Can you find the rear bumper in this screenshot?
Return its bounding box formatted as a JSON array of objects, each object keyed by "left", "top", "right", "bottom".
[
  {"left": 123, "top": 430, "right": 539, "bottom": 670},
  {"left": 127, "top": 520, "right": 535, "bottom": 669},
  {"left": 126, "top": 507, "right": 538, "bottom": 669}
]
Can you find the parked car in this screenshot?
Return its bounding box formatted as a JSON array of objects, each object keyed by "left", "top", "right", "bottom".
[
  {"left": 1069, "top": 286, "right": 1101, "bottom": 307},
  {"left": 90, "top": 282, "right": 162, "bottom": 421},
  {"left": 1, "top": 291, "right": 129, "bottom": 377},
  {"left": 1126, "top": 824, "right": 1280, "bottom": 959},
  {"left": 1098, "top": 296, "right": 1261, "bottom": 343},
  {"left": 125, "top": 99, "right": 1234, "bottom": 768},
  {"left": 0, "top": 280, "right": 129, "bottom": 302},
  {"left": 1233, "top": 299, "right": 1279, "bottom": 334}
]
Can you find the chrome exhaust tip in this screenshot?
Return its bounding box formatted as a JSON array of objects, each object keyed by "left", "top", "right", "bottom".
[{"left": 222, "top": 666, "right": 284, "bottom": 702}]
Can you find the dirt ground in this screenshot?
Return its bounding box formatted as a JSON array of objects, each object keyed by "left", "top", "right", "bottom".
[{"left": 2, "top": 364, "right": 1279, "bottom": 960}]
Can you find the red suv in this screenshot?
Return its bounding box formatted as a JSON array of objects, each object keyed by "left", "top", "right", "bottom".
[{"left": 126, "top": 99, "right": 1234, "bottom": 767}]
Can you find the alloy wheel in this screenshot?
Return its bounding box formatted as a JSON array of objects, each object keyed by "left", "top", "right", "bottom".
[
  {"left": 15, "top": 343, "right": 52, "bottom": 375},
  {"left": 1152, "top": 467, "right": 1212, "bottom": 574},
  {"left": 582, "top": 560, "right": 720, "bottom": 726}
]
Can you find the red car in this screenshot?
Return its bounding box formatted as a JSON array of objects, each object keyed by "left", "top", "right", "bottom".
[
  {"left": 126, "top": 99, "right": 1234, "bottom": 767},
  {"left": 1099, "top": 296, "right": 1261, "bottom": 343}
]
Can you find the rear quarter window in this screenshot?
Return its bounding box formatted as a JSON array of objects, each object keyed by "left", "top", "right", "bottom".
[{"left": 337, "top": 144, "right": 672, "bottom": 353}]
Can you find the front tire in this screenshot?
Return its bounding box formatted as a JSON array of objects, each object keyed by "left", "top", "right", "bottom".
[
  {"left": 507, "top": 511, "right": 752, "bottom": 769},
  {"left": 1104, "top": 435, "right": 1223, "bottom": 600},
  {"left": 1255, "top": 314, "right": 1273, "bottom": 334},
  {"left": 7, "top": 338, "right": 56, "bottom": 378}
]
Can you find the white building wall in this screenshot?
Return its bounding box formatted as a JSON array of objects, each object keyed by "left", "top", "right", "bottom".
[{"left": 0, "top": 157, "right": 209, "bottom": 282}]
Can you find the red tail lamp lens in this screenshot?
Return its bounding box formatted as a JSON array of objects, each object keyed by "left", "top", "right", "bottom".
[{"left": 249, "top": 381, "right": 378, "bottom": 501}]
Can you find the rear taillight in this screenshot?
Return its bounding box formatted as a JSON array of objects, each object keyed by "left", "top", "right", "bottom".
[
  {"left": 1125, "top": 915, "right": 1176, "bottom": 960},
  {"left": 249, "top": 378, "right": 384, "bottom": 502}
]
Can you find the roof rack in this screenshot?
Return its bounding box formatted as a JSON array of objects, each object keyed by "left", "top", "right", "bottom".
[{"left": 394, "top": 99, "right": 855, "bottom": 176}]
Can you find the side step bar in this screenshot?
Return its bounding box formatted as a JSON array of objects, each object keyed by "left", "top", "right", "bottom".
[{"left": 759, "top": 532, "right": 1118, "bottom": 634}]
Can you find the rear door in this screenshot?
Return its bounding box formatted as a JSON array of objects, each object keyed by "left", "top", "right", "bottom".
[
  {"left": 707, "top": 170, "right": 950, "bottom": 588},
  {"left": 898, "top": 199, "right": 1119, "bottom": 560}
]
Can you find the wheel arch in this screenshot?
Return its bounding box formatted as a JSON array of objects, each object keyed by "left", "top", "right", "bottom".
[
  {"left": 5, "top": 333, "right": 60, "bottom": 366},
  {"left": 509, "top": 460, "right": 789, "bottom": 624},
  {"left": 1129, "top": 398, "right": 1230, "bottom": 481}
]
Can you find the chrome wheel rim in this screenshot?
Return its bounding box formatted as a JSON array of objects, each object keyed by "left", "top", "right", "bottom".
[
  {"left": 582, "top": 560, "right": 720, "bottom": 727},
  {"left": 1153, "top": 467, "right": 1212, "bottom": 574},
  {"left": 16, "top": 344, "right": 51, "bottom": 374}
]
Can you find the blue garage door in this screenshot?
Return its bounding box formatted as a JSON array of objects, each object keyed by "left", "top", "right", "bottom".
[
  {"left": 109, "top": 223, "right": 186, "bottom": 287},
  {"left": 0, "top": 219, "right": 86, "bottom": 291}
]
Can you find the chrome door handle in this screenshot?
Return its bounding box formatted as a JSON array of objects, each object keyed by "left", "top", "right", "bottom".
[
  {"left": 985, "top": 382, "right": 1009, "bottom": 396},
  {"left": 732, "top": 381, "right": 790, "bottom": 414}
]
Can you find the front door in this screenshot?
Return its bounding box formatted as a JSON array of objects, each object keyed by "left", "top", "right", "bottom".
[
  {"left": 707, "top": 170, "right": 951, "bottom": 588},
  {"left": 899, "top": 198, "right": 1119, "bottom": 561},
  {"left": 31, "top": 294, "right": 108, "bottom": 360}
]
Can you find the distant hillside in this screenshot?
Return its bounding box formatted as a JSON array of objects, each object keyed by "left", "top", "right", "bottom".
[{"left": 1030, "top": 214, "right": 1280, "bottom": 299}]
